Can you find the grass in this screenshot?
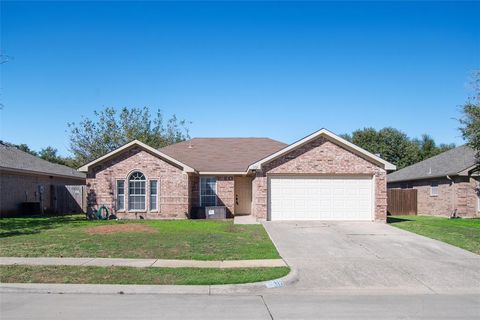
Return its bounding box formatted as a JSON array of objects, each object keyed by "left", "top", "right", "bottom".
[
  {"left": 388, "top": 215, "right": 480, "bottom": 255},
  {"left": 0, "top": 215, "right": 280, "bottom": 260},
  {"left": 0, "top": 265, "right": 290, "bottom": 285}
]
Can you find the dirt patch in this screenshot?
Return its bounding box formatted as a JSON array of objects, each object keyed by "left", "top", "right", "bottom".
[{"left": 83, "top": 224, "right": 158, "bottom": 235}]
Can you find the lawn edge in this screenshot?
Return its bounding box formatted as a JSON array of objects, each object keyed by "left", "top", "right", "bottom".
[{"left": 387, "top": 222, "right": 480, "bottom": 256}]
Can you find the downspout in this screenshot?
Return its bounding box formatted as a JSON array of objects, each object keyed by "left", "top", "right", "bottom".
[{"left": 446, "top": 175, "right": 457, "bottom": 218}]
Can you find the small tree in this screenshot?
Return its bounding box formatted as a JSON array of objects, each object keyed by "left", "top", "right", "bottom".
[{"left": 68, "top": 107, "right": 190, "bottom": 167}]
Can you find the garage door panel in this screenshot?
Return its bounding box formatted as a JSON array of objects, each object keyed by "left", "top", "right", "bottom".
[{"left": 270, "top": 176, "right": 373, "bottom": 221}]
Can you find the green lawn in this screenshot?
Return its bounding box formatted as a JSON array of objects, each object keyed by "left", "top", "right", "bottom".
[
  {"left": 388, "top": 215, "right": 480, "bottom": 255},
  {"left": 0, "top": 265, "right": 290, "bottom": 285},
  {"left": 0, "top": 215, "right": 280, "bottom": 260}
]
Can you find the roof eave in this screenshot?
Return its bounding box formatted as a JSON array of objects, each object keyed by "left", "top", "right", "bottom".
[
  {"left": 1, "top": 166, "right": 86, "bottom": 180},
  {"left": 387, "top": 173, "right": 462, "bottom": 183},
  {"left": 388, "top": 165, "right": 480, "bottom": 183},
  {"left": 198, "top": 171, "right": 249, "bottom": 175}
]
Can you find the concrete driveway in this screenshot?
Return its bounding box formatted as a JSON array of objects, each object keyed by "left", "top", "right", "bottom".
[{"left": 262, "top": 221, "right": 480, "bottom": 295}]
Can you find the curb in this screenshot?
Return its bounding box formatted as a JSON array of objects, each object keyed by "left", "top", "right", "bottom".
[{"left": 0, "top": 267, "right": 299, "bottom": 296}]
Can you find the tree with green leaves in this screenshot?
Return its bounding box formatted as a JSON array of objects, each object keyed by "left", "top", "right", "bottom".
[
  {"left": 342, "top": 127, "right": 455, "bottom": 169},
  {"left": 38, "top": 146, "right": 77, "bottom": 167},
  {"left": 68, "top": 107, "right": 190, "bottom": 167},
  {"left": 413, "top": 134, "right": 456, "bottom": 160},
  {"left": 459, "top": 70, "right": 480, "bottom": 160}
]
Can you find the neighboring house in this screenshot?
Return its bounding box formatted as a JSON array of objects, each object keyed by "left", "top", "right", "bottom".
[
  {"left": 0, "top": 143, "right": 86, "bottom": 216},
  {"left": 387, "top": 145, "right": 479, "bottom": 218},
  {"left": 79, "top": 128, "right": 395, "bottom": 222}
]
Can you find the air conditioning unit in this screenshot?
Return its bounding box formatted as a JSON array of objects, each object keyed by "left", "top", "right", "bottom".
[{"left": 204, "top": 206, "right": 227, "bottom": 219}]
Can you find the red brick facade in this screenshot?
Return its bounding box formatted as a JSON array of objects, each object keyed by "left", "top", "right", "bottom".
[
  {"left": 216, "top": 176, "right": 235, "bottom": 216},
  {"left": 86, "top": 147, "right": 190, "bottom": 219},
  {"left": 87, "top": 136, "right": 389, "bottom": 221},
  {"left": 252, "top": 136, "right": 388, "bottom": 222},
  {"left": 388, "top": 177, "right": 480, "bottom": 218}
]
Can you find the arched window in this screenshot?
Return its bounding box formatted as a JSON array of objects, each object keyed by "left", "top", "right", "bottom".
[{"left": 128, "top": 171, "right": 146, "bottom": 210}]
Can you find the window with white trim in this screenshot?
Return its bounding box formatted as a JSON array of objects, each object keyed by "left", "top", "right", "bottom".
[
  {"left": 116, "top": 180, "right": 125, "bottom": 211},
  {"left": 128, "top": 171, "right": 146, "bottom": 210},
  {"left": 150, "top": 180, "right": 158, "bottom": 211},
  {"left": 430, "top": 181, "right": 439, "bottom": 196},
  {"left": 200, "top": 177, "right": 217, "bottom": 207}
]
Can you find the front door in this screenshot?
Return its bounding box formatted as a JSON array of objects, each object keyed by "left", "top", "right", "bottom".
[{"left": 234, "top": 177, "right": 253, "bottom": 215}]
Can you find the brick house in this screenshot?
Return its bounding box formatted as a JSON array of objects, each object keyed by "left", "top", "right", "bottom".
[
  {"left": 0, "top": 143, "right": 86, "bottom": 216},
  {"left": 79, "top": 129, "right": 395, "bottom": 222},
  {"left": 387, "top": 145, "right": 479, "bottom": 218}
]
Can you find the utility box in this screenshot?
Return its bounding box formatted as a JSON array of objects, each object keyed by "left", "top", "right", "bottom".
[
  {"left": 20, "top": 202, "right": 41, "bottom": 214},
  {"left": 205, "top": 206, "right": 227, "bottom": 219}
]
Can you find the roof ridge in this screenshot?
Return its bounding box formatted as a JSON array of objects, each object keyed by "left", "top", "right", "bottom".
[{"left": 190, "top": 137, "right": 278, "bottom": 139}]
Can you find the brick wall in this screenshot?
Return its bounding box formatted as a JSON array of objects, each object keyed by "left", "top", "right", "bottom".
[
  {"left": 87, "top": 147, "right": 189, "bottom": 219},
  {"left": 252, "top": 136, "right": 388, "bottom": 222},
  {"left": 216, "top": 176, "right": 235, "bottom": 216},
  {"left": 388, "top": 176, "right": 480, "bottom": 218},
  {"left": 0, "top": 170, "right": 85, "bottom": 216}
]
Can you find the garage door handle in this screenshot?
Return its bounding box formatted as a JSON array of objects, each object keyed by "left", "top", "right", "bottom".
[{"left": 235, "top": 194, "right": 239, "bottom": 205}]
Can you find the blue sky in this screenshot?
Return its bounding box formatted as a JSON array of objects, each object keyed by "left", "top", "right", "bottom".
[{"left": 1, "top": 1, "right": 479, "bottom": 156}]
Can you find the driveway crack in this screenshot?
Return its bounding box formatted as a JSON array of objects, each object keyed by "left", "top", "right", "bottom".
[{"left": 260, "top": 295, "right": 274, "bottom": 320}]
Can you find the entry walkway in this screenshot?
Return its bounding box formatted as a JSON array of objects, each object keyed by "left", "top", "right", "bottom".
[{"left": 0, "top": 257, "right": 286, "bottom": 268}]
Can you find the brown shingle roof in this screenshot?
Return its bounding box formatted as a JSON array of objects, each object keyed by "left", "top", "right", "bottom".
[
  {"left": 0, "top": 144, "right": 86, "bottom": 179},
  {"left": 159, "top": 138, "right": 287, "bottom": 172},
  {"left": 387, "top": 145, "right": 477, "bottom": 183}
]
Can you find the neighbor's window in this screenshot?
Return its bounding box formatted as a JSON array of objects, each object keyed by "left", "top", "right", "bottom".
[
  {"left": 150, "top": 180, "right": 158, "bottom": 211},
  {"left": 128, "top": 171, "right": 146, "bottom": 210},
  {"left": 430, "top": 181, "right": 439, "bottom": 196},
  {"left": 200, "top": 177, "right": 217, "bottom": 207},
  {"left": 116, "top": 180, "right": 125, "bottom": 211}
]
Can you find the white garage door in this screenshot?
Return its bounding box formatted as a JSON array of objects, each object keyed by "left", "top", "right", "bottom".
[{"left": 269, "top": 176, "right": 373, "bottom": 221}]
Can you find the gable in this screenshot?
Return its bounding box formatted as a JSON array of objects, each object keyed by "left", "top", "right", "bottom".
[
  {"left": 78, "top": 140, "right": 195, "bottom": 173},
  {"left": 88, "top": 146, "right": 185, "bottom": 178},
  {"left": 263, "top": 136, "right": 384, "bottom": 174},
  {"left": 249, "top": 128, "right": 396, "bottom": 172}
]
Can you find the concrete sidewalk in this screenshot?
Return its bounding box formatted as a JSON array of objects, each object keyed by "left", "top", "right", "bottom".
[{"left": 0, "top": 257, "right": 287, "bottom": 269}]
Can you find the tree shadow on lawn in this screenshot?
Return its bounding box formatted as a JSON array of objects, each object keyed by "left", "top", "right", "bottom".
[
  {"left": 0, "top": 214, "right": 85, "bottom": 238},
  {"left": 387, "top": 216, "right": 413, "bottom": 224}
]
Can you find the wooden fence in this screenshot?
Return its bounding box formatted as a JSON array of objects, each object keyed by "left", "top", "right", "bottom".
[
  {"left": 387, "top": 189, "right": 417, "bottom": 215},
  {"left": 52, "top": 185, "right": 87, "bottom": 214}
]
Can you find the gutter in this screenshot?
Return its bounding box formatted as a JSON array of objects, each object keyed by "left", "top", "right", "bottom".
[{"left": 387, "top": 173, "right": 462, "bottom": 184}]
